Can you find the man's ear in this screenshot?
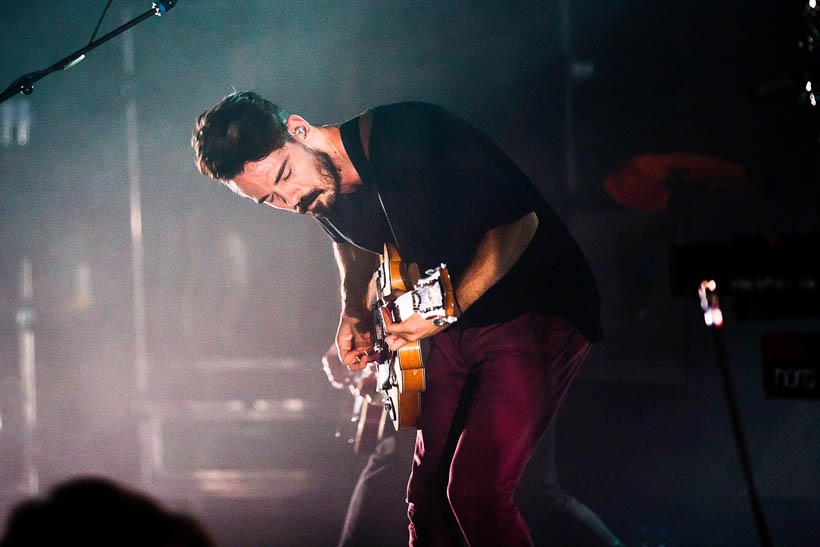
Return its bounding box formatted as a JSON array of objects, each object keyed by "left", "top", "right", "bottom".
[{"left": 286, "top": 115, "right": 310, "bottom": 139}]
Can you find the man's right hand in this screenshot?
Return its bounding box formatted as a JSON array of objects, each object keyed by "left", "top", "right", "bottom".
[
  {"left": 336, "top": 312, "right": 374, "bottom": 371},
  {"left": 332, "top": 242, "right": 380, "bottom": 371}
]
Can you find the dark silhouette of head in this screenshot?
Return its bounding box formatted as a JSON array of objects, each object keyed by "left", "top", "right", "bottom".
[{"left": 0, "top": 476, "right": 214, "bottom": 546}]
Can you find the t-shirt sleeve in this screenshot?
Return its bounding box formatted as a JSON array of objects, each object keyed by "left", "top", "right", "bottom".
[
  {"left": 374, "top": 103, "right": 538, "bottom": 238},
  {"left": 441, "top": 131, "right": 536, "bottom": 231}
]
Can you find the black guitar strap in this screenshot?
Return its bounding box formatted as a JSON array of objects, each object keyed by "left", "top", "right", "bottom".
[
  {"left": 356, "top": 110, "right": 402, "bottom": 255},
  {"left": 358, "top": 111, "right": 432, "bottom": 358}
]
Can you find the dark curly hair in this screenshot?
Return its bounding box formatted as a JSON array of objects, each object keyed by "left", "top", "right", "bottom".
[{"left": 191, "top": 91, "right": 291, "bottom": 181}]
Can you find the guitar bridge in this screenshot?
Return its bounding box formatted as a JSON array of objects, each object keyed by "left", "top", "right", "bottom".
[{"left": 406, "top": 265, "right": 458, "bottom": 325}]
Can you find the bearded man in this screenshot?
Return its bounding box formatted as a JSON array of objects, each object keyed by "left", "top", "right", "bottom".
[{"left": 192, "top": 92, "right": 602, "bottom": 547}]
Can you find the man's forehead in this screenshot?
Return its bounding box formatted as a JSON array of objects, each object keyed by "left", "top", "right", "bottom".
[
  {"left": 228, "top": 169, "right": 264, "bottom": 197},
  {"left": 251, "top": 146, "right": 288, "bottom": 170},
  {"left": 228, "top": 145, "right": 291, "bottom": 198},
  {"left": 267, "top": 144, "right": 290, "bottom": 161},
  {"left": 237, "top": 148, "right": 289, "bottom": 183}
]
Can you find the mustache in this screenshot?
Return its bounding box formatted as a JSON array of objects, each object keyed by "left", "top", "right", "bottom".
[{"left": 296, "top": 189, "right": 323, "bottom": 214}]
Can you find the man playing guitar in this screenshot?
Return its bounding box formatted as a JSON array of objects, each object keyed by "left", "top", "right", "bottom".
[{"left": 192, "top": 94, "right": 602, "bottom": 546}]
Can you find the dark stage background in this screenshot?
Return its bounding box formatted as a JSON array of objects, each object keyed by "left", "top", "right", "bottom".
[{"left": 1, "top": 1, "right": 818, "bottom": 545}]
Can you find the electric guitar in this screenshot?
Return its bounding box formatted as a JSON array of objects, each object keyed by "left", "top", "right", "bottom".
[
  {"left": 369, "top": 243, "right": 458, "bottom": 430},
  {"left": 323, "top": 346, "right": 388, "bottom": 455}
]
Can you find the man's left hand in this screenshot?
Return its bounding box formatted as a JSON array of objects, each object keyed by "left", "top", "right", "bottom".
[{"left": 383, "top": 312, "right": 448, "bottom": 351}]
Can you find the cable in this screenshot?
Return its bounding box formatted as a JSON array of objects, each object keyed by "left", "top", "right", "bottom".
[{"left": 88, "top": 0, "right": 115, "bottom": 46}]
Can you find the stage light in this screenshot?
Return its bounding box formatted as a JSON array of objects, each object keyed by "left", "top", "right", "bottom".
[
  {"left": 227, "top": 399, "right": 245, "bottom": 412},
  {"left": 282, "top": 399, "right": 306, "bottom": 412},
  {"left": 807, "top": 81, "right": 813, "bottom": 91},
  {"left": 704, "top": 309, "right": 714, "bottom": 326},
  {"left": 16, "top": 100, "right": 30, "bottom": 146},
  {"left": 698, "top": 280, "right": 723, "bottom": 328},
  {"left": 0, "top": 99, "right": 31, "bottom": 146},
  {"left": 1, "top": 103, "right": 11, "bottom": 146},
  {"left": 252, "top": 399, "right": 269, "bottom": 411}
]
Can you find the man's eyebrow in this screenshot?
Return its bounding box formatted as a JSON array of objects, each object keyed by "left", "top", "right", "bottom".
[
  {"left": 274, "top": 157, "right": 289, "bottom": 186},
  {"left": 256, "top": 157, "right": 289, "bottom": 204}
]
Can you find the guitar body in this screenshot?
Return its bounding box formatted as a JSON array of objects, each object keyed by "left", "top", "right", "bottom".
[
  {"left": 394, "top": 342, "right": 426, "bottom": 393},
  {"left": 381, "top": 339, "right": 425, "bottom": 430},
  {"left": 373, "top": 244, "right": 427, "bottom": 430},
  {"left": 385, "top": 384, "right": 421, "bottom": 431},
  {"left": 367, "top": 243, "right": 456, "bottom": 431}
]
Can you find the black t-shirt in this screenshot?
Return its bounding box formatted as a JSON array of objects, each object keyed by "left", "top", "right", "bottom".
[{"left": 318, "top": 102, "right": 602, "bottom": 342}]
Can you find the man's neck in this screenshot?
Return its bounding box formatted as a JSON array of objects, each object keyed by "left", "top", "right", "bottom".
[{"left": 316, "top": 125, "right": 362, "bottom": 193}]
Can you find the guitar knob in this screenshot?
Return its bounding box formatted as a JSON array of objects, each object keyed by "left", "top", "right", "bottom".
[
  {"left": 425, "top": 264, "right": 447, "bottom": 276},
  {"left": 384, "top": 399, "right": 396, "bottom": 421},
  {"left": 433, "top": 315, "right": 458, "bottom": 327}
]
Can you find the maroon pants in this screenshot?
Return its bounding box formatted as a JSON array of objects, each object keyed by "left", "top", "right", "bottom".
[{"left": 406, "top": 313, "right": 591, "bottom": 547}]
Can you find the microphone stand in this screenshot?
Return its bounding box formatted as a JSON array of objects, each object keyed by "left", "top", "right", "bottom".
[
  {"left": 698, "top": 281, "right": 773, "bottom": 547},
  {"left": 0, "top": 1, "right": 176, "bottom": 105}
]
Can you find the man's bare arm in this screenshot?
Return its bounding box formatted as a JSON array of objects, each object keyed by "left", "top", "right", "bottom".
[
  {"left": 384, "top": 211, "right": 538, "bottom": 349},
  {"left": 333, "top": 242, "right": 379, "bottom": 370},
  {"left": 454, "top": 211, "right": 538, "bottom": 314},
  {"left": 333, "top": 242, "right": 379, "bottom": 315}
]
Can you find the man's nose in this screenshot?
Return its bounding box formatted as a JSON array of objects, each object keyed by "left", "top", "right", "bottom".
[{"left": 276, "top": 187, "right": 299, "bottom": 209}]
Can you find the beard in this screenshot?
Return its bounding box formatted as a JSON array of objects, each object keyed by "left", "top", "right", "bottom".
[{"left": 297, "top": 144, "right": 342, "bottom": 218}]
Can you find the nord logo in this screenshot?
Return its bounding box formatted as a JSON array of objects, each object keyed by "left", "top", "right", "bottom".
[
  {"left": 762, "top": 332, "right": 820, "bottom": 399},
  {"left": 773, "top": 368, "right": 817, "bottom": 390}
]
